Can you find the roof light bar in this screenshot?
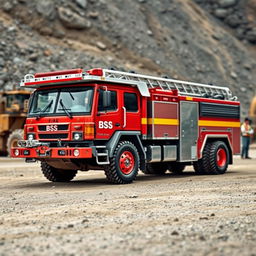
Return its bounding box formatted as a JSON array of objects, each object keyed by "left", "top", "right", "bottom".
[
  {"left": 21, "top": 69, "right": 83, "bottom": 87},
  {"left": 35, "top": 69, "right": 83, "bottom": 78}
]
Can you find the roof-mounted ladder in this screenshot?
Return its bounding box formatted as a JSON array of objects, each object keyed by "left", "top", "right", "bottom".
[
  {"left": 102, "top": 69, "right": 235, "bottom": 101},
  {"left": 20, "top": 68, "right": 237, "bottom": 101}
]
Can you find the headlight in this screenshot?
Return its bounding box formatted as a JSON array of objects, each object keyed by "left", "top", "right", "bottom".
[
  {"left": 73, "top": 132, "right": 83, "bottom": 141},
  {"left": 27, "top": 133, "right": 34, "bottom": 141},
  {"left": 74, "top": 149, "right": 80, "bottom": 157}
]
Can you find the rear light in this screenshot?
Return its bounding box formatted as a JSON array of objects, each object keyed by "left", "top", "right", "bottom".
[
  {"left": 84, "top": 123, "right": 94, "bottom": 140},
  {"left": 35, "top": 69, "right": 83, "bottom": 78},
  {"left": 86, "top": 68, "right": 103, "bottom": 77}
]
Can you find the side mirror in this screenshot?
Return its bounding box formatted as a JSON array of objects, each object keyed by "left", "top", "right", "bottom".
[{"left": 103, "top": 90, "right": 111, "bottom": 108}]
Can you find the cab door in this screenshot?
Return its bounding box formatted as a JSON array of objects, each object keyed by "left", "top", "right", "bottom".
[
  {"left": 122, "top": 89, "right": 141, "bottom": 131},
  {"left": 95, "top": 86, "right": 122, "bottom": 140}
]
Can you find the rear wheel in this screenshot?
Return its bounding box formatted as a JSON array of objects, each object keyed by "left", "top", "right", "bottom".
[
  {"left": 41, "top": 162, "right": 77, "bottom": 182},
  {"left": 7, "top": 129, "right": 23, "bottom": 156},
  {"left": 104, "top": 141, "right": 139, "bottom": 184},
  {"left": 207, "top": 141, "right": 229, "bottom": 174},
  {"left": 168, "top": 163, "right": 186, "bottom": 174},
  {"left": 193, "top": 141, "right": 229, "bottom": 175}
]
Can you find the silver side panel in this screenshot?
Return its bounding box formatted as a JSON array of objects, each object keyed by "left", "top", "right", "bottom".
[
  {"left": 163, "top": 145, "right": 177, "bottom": 162},
  {"left": 146, "top": 146, "right": 161, "bottom": 163},
  {"left": 179, "top": 101, "right": 198, "bottom": 162}
]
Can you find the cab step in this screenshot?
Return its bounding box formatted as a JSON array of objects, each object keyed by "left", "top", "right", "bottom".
[{"left": 95, "top": 146, "right": 110, "bottom": 165}]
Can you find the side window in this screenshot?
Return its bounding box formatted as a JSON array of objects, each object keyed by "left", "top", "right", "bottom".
[
  {"left": 98, "top": 90, "right": 117, "bottom": 112},
  {"left": 124, "top": 93, "right": 138, "bottom": 112}
]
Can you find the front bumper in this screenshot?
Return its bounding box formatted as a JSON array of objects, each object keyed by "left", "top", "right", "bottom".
[{"left": 11, "top": 145, "right": 92, "bottom": 159}]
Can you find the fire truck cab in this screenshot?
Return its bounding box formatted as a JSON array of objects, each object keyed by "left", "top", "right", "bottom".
[{"left": 11, "top": 68, "right": 240, "bottom": 184}]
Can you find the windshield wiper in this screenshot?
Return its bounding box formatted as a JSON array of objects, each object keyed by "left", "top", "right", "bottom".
[
  {"left": 36, "top": 100, "right": 53, "bottom": 119},
  {"left": 68, "top": 91, "right": 74, "bottom": 100},
  {"left": 59, "top": 99, "right": 73, "bottom": 119}
]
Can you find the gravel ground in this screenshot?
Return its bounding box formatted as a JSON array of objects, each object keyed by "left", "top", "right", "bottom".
[{"left": 0, "top": 149, "right": 256, "bottom": 256}]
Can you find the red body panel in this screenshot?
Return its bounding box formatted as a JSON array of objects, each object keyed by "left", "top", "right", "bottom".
[
  {"left": 150, "top": 101, "right": 179, "bottom": 139},
  {"left": 95, "top": 84, "right": 141, "bottom": 140}
]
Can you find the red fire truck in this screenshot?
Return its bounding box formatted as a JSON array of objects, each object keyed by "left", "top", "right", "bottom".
[{"left": 11, "top": 68, "right": 240, "bottom": 184}]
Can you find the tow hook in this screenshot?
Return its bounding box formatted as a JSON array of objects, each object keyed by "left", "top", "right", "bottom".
[{"left": 36, "top": 146, "right": 51, "bottom": 157}]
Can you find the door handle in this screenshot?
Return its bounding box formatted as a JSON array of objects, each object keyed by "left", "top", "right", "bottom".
[
  {"left": 122, "top": 106, "right": 126, "bottom": 128},
  {"left": 115, "top": 123, "right": 120, "bottom": 127}
]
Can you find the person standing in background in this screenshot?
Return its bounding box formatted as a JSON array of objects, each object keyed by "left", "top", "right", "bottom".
[{"left": 241, "top": 117, "right": 254, "bottom": 159}]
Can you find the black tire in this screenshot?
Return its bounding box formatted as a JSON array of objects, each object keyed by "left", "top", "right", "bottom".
[
  {"left": 142, "top": 163, "right": 168, "bottom": 175},
  {"left": 168, "top": 163, "right": 186, "bottom": 174},
  {"left": 207, "top": 141, "right": 229, "bottom": 174},
  {"left": 7, "top": 129, "right": 23, "bottom": 155},
  {"left": 193, "top": 141, "right": 229, "bottom": 175},
  {"left": 41, "top": 162, "right": 77, "bottom": 182},
  {"left": 104, "top": 141, "right": 139, "bottom": 184},
  {"left": 193, "top": 142, "right": 212, "bottom": 175}
]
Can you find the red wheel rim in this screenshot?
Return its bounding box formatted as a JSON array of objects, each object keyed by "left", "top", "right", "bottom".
[
  {"left": 119, "top": 151, "right": 135, "bottom": 175},
  {"left": 217, "top": 148, "right": 227, "bottom": 168}
]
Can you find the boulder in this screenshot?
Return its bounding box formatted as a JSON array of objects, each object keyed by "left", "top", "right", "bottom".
[
  {"left": 75, "top": 0, "right": 87, "bottom": 9},
  {"left": 246, "top": 28, "right": 256, "bottom": 43},
  {"left": 96, "top": 41, "right": 107, "bottom": 50},
  {"left": 217, "top": 0, "right": 238, "bottom": 8},
  {"left": 225, "top": 14, "right": 241, "bottom": 28},
  {"left": 214, "top": 9, "right": 228, "bottom": 19},
  {"left": 58, "top": 7, "right": 91, "bottom": 29},
  {"left": 36, "top": 0, "right": 56, "bottom": 20}
]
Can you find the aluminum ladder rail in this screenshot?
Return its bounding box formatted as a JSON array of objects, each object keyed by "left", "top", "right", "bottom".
[{"left": 102, "top": 69, "right": 234, "bottom": 100}]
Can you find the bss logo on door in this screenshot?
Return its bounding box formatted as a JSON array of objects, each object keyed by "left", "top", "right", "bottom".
[{"left": 98, "top": 121, "right": 113, "bottom": 129}]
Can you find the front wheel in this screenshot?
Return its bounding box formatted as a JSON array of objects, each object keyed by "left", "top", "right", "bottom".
[
  {"left": 104, "top": 141, "right": 139, "bottom": 184},
  {"left": 41, "top": 162, "right": 77, "bottom": 182}
]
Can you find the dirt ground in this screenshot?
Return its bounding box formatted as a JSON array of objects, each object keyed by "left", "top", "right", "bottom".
[{"left": 0, "top": 148, "right": 256, "bottom": 256}]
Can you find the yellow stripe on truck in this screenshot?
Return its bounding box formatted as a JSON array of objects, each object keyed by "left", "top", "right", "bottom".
[
  {"left": 141, "top": 118, "right": 240, "bottom": 127},
  {"left": 198, "top": 120, "right": 240, "bottom": 127},
  {"left": 141, "top": 118, "right": 179, "bottom": 125}
]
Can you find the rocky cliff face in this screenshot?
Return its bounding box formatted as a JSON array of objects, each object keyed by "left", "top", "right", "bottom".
[{"left": 0, "top": 0, "right": 255, "bottom": 115}]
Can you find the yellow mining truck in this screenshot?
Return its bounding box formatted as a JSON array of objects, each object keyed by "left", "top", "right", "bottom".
[{"left": 0, "top": 90, "right": 30, "bottom": 155}]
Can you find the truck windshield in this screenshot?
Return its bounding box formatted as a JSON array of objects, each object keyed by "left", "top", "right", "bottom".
[{"left": 29, "top": 87, "right": 94, "bottom": 116}]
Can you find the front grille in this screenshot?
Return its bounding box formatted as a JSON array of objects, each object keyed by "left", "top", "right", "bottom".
[
  {"left": 38, "top": 124, "right": 69, "bottom": 131},
  {"left": 38, "top": 134, "right": 68, "bottom": 139}
]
